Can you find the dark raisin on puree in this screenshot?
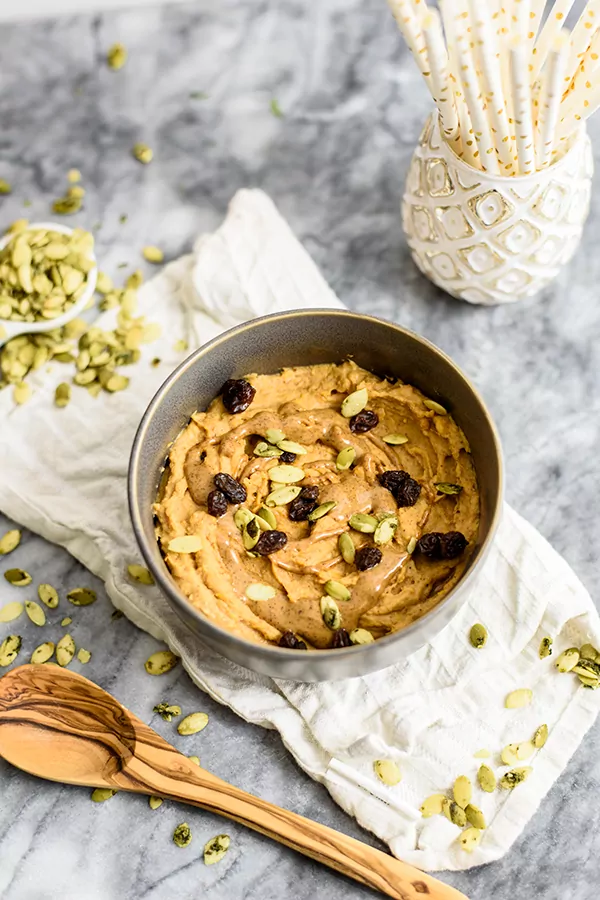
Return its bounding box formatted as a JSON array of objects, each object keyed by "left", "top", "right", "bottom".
[
  {"left": 288, "top": 485, "right": 319, "bottom": 521},
  {"left": 279, "top": 631, "right": 307, "bottom": 650},
  {"left": 416, "top": 531, "right": 468, "bottom": 560},
  {"left": 349, "top": 410, "right": 379, "bottom": 434},
  {"left": 279, "top": 451, "right": 296, "bottom": 464},
  {"left": 221, "top": 378, "right": 256, "bottom": 414},
  {"left": 214, "top": 472, "right": 247, "bottom": 504},
  {"left": 355, "top": 545, "right": 383, "bottom": 571},
  {"left": 377, "top": 469, "right": 421, "bottom": 507},
  {"left": 255, "top": 530, "right": 288, "bottom": 555},
  {"left": 331, "top": 628, "right": 352, "bottom": 648},
  {"left": 207, "top": 490, "right": 228, "bottom": 518}
]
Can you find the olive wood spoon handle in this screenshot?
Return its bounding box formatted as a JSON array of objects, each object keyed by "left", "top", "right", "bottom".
[{"left": 0, "top": 665, "right": 468, "bottom": 900}]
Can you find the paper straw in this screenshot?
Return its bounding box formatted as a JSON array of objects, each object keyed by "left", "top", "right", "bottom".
[
  {"left": 530, "top": 0, "right": 549, "bottom": 44},
  {"left": 468, "top": 0, "right": 515, "bottom": 171},
  {"left": 566, "top": 0, "right": 600, "bottom": 79},
  {"left": 510, "top": 36, "right": 536, "bottom": 173},
  {"left": 532, "top": 0, "right": 577, "bottom": 80},
  {"left": 387, "top": 0, "right": 432, "bottom": 87},
  {"left": 535, "top": 31, "right": 570, "bottom": 167},
  {"left": 423, "top": 10, "right": 461, "bottom": 145},
  {"left": 563, "top": 24, "right": 600, "bottom": 104},
  {"left": 439, "top": 0, "right": 479, "bottom": 168}
]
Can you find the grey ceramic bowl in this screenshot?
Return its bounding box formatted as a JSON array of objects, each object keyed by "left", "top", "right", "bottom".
[{"left": 129, "top": 309, "right": 503, "bottom": 682}]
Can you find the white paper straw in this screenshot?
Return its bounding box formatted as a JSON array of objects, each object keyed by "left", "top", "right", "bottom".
[
  {"left": 387, "top": 0, "right": 432, "bottom": 87},
  {"left": 423, "top": 10, "right": 461, "bottom": 143},
  {"left": 566, "top": 0, "right": 600, "bottom": 79},
  {"left": 530, "top": 0, "right": 549, "bottom": 44},
  {"left": 510, "top": 36, "right": 536, "bottom": 173},
  {"left": 563, "top": 23, "right": 600, "bottom": 105},
  {"left": 468, "top": 0, "right": 515, "bottom": 171},
  {"left": 532, "top": 0, "right": 577, "bottom": 80},
  {"left": 439, "top": 0, "right": 479, "bottom": 167},
  {"left": 535, "top": 31, "right": 570, "bottom": 167}
]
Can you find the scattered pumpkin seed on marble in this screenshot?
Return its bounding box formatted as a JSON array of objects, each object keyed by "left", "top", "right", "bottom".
[
  {"left": 341, "top": 388, "right": 368, "bottom": 418},
  {"left": 0, "top": 635, "right": 22, "bottom": 667},
  {"left": 31, "top": 641, "right": 55, "bottom": 664},
  {"left": 67, "top": 587, "right": 97, "bottom": 606},
  {"left": 61, "top": 616, "right": 72, "bottom": 626},
  {"left": 382, "top": 433, "right": 408, "bottom": 445},
  {"left": 145, "top": 649, "right": 179, "bottom": 675},
  {"left": 25, "top": 600, "right": 46, "bottom": 626},
  {"left": 77, "top": 648, "right": 92, "bottom": 664},
  {"left": 374, "top": 515, "right": 397, "bottom": 546},
  {"left": 499, "top": 767, "right": 532, "bottom": 790},
  {"left": 458, "top": 827, "right": 482, "bottom": 853},
  {"left": 423, "top": 398, "right": 447, "bottom": 415},
  {"left": 469, "top": 623, "right": 488, "bottom": 649},
  {"left": 127, "top": 564, "right": 155, "bottom": 585},
  {"left": 173, "top": 823, "right": 192, "bottom": 847},
  {"left": 56, "top": 634, "right": 76, "bottom": 667},
  {"left": 177, "top": 712, "right": 209, "bottom": 735},
  {"left": 167, "top": 535, "right": 202, "bottom": 553},
  {"left": 555, "top": 647, "right": 579, "bottom": 672},
  {"left": 505, "top": 688, "right": 533, "bottom": 709},
  {"left": 320, "top": 596, "right": 341, "bottom": 630},
  {"left": 188, "top": 755, "right": 200, "bottom": 766},
  {"left": 153, "top": 702, "right": 182, "bottom": 721},
  {"left": 91, "top": 788, "right": 116, "bottom": 802},
  {"left": 0, "top": 529, "right": 21, "bottom": 555},
  {"left": 4, "top": 568, "right": 32, "bottom": 586},
  {"left": 142, "top": 245, "right": 164, "bottom": 264},
  {"left": 349, "top": 628, "right": 374, "bottom": 645},
  {"left": 477, "top": 764, "right": 497, "bottom": 793},
  {"left": 307, "top": 501, "right": 336, "bottom": 522},
  {"left": 336, "top": 447, "right": 356, "bottom": 470},
  {"left": 107, "top": 42, "right": 127, "bottom": 70},
  {"left": 67, "top": 168, "right": 81, "bottom": 183},
  {"left": 0, "top": 179, "right": 12, "bottom": 194},
  {"left": 420, "top": 793, "right": 445, "bottom": 818},
  {"left": 348, "top": 513, "right": 378, "bottom": 534},
  {"left": 0, "top": 602, "right": 24, "bottom": 623},
  {"left": 246, "top": 583, "right": 276, "bottom": 602},
  {"left": 373, "top": 759, "right": 401, "bottom": 786},
  {"left": 325, "top": 580, "right": 351, "bottom": 602},
  {"left": 132, "top": 143, "right": 153, "bottom": 164},
  {"left": 204, "top": 834, "right": 230, "bottom": 865},
  {"left": 148, "top": 796, "right": 163, "bottom": 810},
  {"left": 338, "top": 532, "right": 355, "bottom": 564},
  {"left": 539, "top": 636, "right": 553, "bottom": 658},
  {"left": 265, "top": 485, "right": 302, "bottom": 507}
]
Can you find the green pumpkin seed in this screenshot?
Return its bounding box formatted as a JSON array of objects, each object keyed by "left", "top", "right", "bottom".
[
  {"left": 265, "top": 428, "right": 286, "bottom": 445},
  {"left": 173, "top": 823, "right": 192, "bottom": 848},
  {"left": 242, "top": 518, "right": 260, "bottom": 550},
  {"left": 348, "top": 513, "right": 378, "bottom": 534},
  {"left": 13, "top": 382, "right": 31, "bottom": 405},
  {"left": 61, "top": 616, "right": 72, "bottom": 626},
  {"left": 349, "top": 628, "right": 374, "bottom": 645},
  {"left": 0, "top": 635, "right": 22, "bottom": 667},
  {"left": 448, "top": 802, "right": 467, "bottom": 827},
  {"left": 277, "top": 440, "right": 307, "bottom": 455},
  {"left": 167, "top": 535, "right": 202, "bottom": 553},
  {"left": 149, "top": 796, "right": 163, "bottom": 810},
  {"left": 325, "top": 580, "right": 351, "bottom": 602},
  {"left": 539, "top": 636, "right": 553, "bottom": 658},
  {"left": 67, "top": 587, "right": 97, "bottom": 606},
  {"left": 505, "top": 688, "right": 533, "bottom": 709},
  {"left": 469, "top": 623, "right": 488, "bottom": 649},
  {"left": 56, "top": 634, "right": 76, "bottom": 667},
  {"left": 435, "top": 482, "right": 463, "bottom": 495},
  {"left": 477, "top": 764, "right": 496, "bottom": 793},
  {"left": 37, "top": 584, "right": 59, "bottom": 608},
  {"left": 580, "top": 643, "right": 598, "bottom": 660},
  {"left": 177, "top": 712, "right": 209, "bottom": 735},
  {"left": 320, "top": 596, "right": 341, "bottom": 630},
  {"left": 338, "top": 532, "right": 355, "bottom": 564},
  {"left": 25, "top": 600, "right": 46, "bottom": 626},
  {"left": 374, "top": 516, "right": 397, "bottom": 545},
  {"left": 341, "top": 388, "right": 368, "bottom": 418},
  {"left": 254, "top": 441, "right": 282, "bottom": 458},
  {"left": 107, "top": 42, "right": 127, "bottom": 69},
  {"left": 269, "top": 465, "right": 305, "bottom": 484},
  {"left": 382, "top": 434, "right": 408, "bottom": 445},
  {"left": 91, "top": 788, "right": 116, "bottom": 803},
  {"left": 0, "top": 179, "right": 11, "bottom": 194},
  {"left": 373, "top": 759, "right": 401, "bottom": 786},
  {"left": 265, "top": 485, "right": 302, "bottom": 507},
  {"left": 453, "top": 775, "right": 472, "bottom": 809},
  {"left": 145, "top": 650, "right": 179, "bottom": 675},
  {"left": 0, "top": 529, "right": 21, "bottom": 555},
  {"left": 336, "top": 447, "right": 356, "bottom": 470},
  {"left": 4, "top": 568, "right": 32, "bottom": 586},
  {"left": 556, "top": 647, "right": 579, "bottom": 672},
  {"left": 188, "top": 755, "right": 200, "bottom": 766},
  {"left": 406, "top": 536, "right": 417, "bottom": 554},
  {"left": 246, "top": 583, "right": 276, "bottom": 602},
  {"left": 307, "top": 501, "right": 337, "bottom": 522},
  {"left": 234, "top": 508, "right": 256, "bottom": 530},
  {"left": 473, "top": 749, "right": 491, "bottom": 759},
  {"left": 142, "top": 245, "right": 163, "bottom": 264},
  {"left": 254, "top": 513, "right": 272, "bottom": 532},
  {"left": 0, "top": 602, "right": 24, "bottom": 623},
  {"left": 499, "top": 767, "right": 532, "bottom": 790},
  {"left": 153, "top": 702, "right": 182, "bottom": 721},
  {"left": 419, "top": 793, "right": 446, "bottom": 817},
  {"left": 127, "top": 564, "right": 154, "bottom": 585},
  {"left": 577, "top": 673, "right": 600, "bottom": 689},
  {"left": 256, "top": 507, "right": 277, "bottom": 529},
  {"left": 458, "top": 827, "right": 482, "bottom": 853},
  {"left": 423, "top": 398, "right": 447, "bottom": 415},
  {"left": 204, "top": 834, "right": 230, "bottom": 865},
  {"left": 132, "top": 143, "right": 153, "bottom": 164},
  {"left": 501, "top": 743, "right": 521, "bottom": 766},
  {"left": 30, "top": 641, "right": 55, "bottom": 664},
  {"left": 77, "top": 648, "right": 92, "bottom": 664}
]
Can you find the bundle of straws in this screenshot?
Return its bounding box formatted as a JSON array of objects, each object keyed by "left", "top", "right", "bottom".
[{"left": 387, "top": 0, "right": 600, "bottom": 175}]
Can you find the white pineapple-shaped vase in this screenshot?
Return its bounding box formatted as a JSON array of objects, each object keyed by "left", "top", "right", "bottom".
[{"left": 402, "top": 113, "right": 593, "bottom": 305}]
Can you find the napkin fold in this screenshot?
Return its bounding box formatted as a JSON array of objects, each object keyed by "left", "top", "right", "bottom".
[{"left": 1, "top": 188, "right": 599, "bottom": 871}]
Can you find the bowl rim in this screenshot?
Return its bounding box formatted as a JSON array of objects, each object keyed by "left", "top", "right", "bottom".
[{"left": 128, "top": 308, "right": 504, "bottom": 664}]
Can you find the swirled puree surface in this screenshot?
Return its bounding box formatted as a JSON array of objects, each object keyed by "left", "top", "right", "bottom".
[{"left": 154, "top": 361, "right": 480, "bottom": 650}]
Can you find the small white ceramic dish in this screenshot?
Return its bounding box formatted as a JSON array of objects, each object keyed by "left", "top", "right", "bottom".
[{"left": 0, "top": 221, "right": 98, "bottom": 347}]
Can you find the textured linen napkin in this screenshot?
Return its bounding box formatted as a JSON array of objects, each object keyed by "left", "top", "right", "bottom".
[{"left": 1, "top": 188, "right": 599, "bottom": 872}]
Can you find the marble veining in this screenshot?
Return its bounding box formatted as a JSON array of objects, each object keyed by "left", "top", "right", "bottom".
[{"left": 0, "top": 1, "right": 599, "bottom": 898}]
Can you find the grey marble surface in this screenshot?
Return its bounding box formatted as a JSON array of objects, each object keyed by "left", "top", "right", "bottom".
[{"left": 1, "top": 1, "right": 599, "bottom": 898}]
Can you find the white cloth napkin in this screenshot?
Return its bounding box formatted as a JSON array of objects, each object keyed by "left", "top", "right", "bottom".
[{"left": 1, "top": 188, "right": 599, "bottom": 872}]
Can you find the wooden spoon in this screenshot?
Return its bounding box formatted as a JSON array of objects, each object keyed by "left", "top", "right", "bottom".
[{"left": 0, "top": 665, "right": 468, "bottom": 900}]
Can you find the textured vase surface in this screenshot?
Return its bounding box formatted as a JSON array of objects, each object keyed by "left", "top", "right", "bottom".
[{"left": 402, "top": 114, "right": 594, "bottom": 305}]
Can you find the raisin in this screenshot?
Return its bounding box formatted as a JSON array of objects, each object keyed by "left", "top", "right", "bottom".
[
  {"left": 279, "top": 451, "right": 296, "bottom": 464},
  {"left": 416, "top": 531, "right": 468, "bottom": 560},
  {"left": 331, "top": 628, "right": 352, "bottom": 648},
  {"left": 416, "top": 532, "right": 442, "bottom": 559},
  {"left": 221, "top": 378, "right": 256, "bottom": 414},
  {"left": 279, "top": 631, "right": 307, "bottom": 650},
  {"left": 349, "top": 409, "right": 379, "bottom": 434},
  {"left": 214, "top": 472, "right": 247, "bottom": 504},
  {"left": 288, "top": 485, "right": 319, "bottom": 522},
  {"left": 355, "top": 545, "right": 383, "bottom": 571},
  {"left": 207, "top": 490, "right": 228, "bottom": 518},
  {"left": 200, "top": 450, "right": 207, "bottom": 462},
  {"left": 255, "top": 530, "right": 288, "bottom": 555},
  {"left": 378, "top": 470, "right": 421, "bottom": 507},
  {"left": 299, "top": 485, "right": 319, "bottom": 501}
]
